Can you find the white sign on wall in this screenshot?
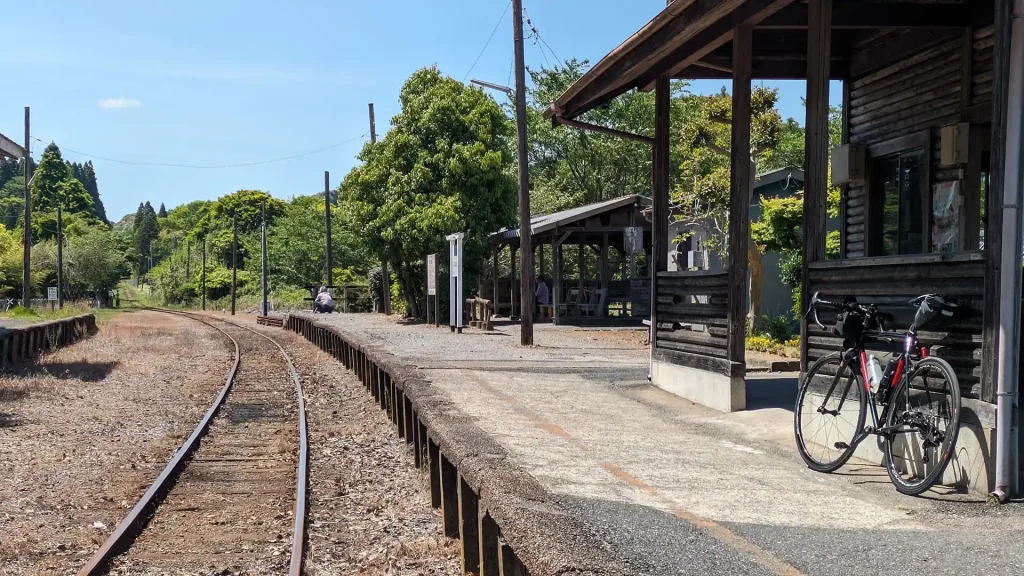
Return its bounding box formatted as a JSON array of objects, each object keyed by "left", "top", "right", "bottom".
[{"left": 47, "top": 287, "right": 58, "bottom": 301}]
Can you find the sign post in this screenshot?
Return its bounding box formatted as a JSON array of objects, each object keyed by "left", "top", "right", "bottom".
[
  {"left": 426, "top": 254, "right": 438, "bottom": 327},
  {"left": 446, "top": 233, "right": 464, "bottom": 333},
  {"left": 47, "top": 286, "right": 57, "bottom": 311}
]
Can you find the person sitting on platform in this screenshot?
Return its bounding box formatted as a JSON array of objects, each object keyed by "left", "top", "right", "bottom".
[{"left": 313, "top": 286, "right": 335, "bottom": 314}]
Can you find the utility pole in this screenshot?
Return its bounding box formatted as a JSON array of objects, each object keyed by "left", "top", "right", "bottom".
[
  {"left": 22, "top": 107, "right": 31, "bottom": 308},
  {"left": 261, "top": 202, "right": 269, "bottom": 316},
  {"left": 512, "top": 0, "right": 534, "bottom": 346},
  {"left": 186, "top": 240, "right": 191, "bottom": 280},
  {"left": 56, "top": 205, "right": 63, "bottom": 309},
  {"left": 230, "top": 212, "right": 237, "bottom": 315},
  {"left": 201, "top": 237, "right": 207, "bottom": 311},
  {"left": 324, "top": 171, "right": 332, "bottom": 287},
  {"left": 370, "top": 103, "right": 392, "bottom": 315}
]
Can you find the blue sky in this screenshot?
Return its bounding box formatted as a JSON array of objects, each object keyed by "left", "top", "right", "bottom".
[{"left": 0, "top": 0, "right": 841, "bottom": 221}]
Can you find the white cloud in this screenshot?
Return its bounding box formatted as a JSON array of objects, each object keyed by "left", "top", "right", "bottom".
[{"left": 98, "top": 97, "right": 141, "bottom": 109}]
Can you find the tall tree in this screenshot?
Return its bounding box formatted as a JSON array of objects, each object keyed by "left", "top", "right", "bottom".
[
  {"left": 157, "top": 202, "right": 167, "bottom": 218},
  {"left": 526, "top": 59, "right": 688, "bottom": 215},
  {"left": 81, "top": 162, "right": 107, "bottom": 224},
  {"left": 342, "top": 66, "right": 517, "bottom": 315},
  {"left": 30, "top": 143, "right": 69, "bottom": 213},
  {"left": 133, "top": 202, "right": 159, "bottom": 276}
]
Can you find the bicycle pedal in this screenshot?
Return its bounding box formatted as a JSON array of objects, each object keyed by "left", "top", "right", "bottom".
[{"left": 834, "top": 442, "right": 850, "bottom": 450}]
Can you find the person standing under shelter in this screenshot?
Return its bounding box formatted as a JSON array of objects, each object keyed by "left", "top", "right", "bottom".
[
  {"left": 314, "top": 286, "right": 335, "bottom": 313},
  {"left": 535, "top": 274, "right": 550, "bottom": 317}
]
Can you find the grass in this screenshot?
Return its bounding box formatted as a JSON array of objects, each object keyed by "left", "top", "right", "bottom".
[{"left": 0, "top": 303, "right": 104, "bottom": 325}]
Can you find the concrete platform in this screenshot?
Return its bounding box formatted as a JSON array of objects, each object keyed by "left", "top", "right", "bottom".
[{"left": 304, "top": 314, "right": 1024, "bottom": 576}]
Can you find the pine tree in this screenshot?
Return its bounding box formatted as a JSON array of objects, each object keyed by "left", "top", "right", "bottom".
[
  {"left": 82, "top": 162, "right": 107, "bottom": 224},
  {"left": 158, "top": 203, "right": 167, "bottom": 218},
  {"left": 30, "top": 143, "right": 68, "bottom": 212},
  {"left": 134, "top": 201, "right": 159, "bottom": 275}
]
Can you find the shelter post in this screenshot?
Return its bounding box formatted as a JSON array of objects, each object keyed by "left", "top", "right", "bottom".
[
  {"left": 800, "top": 0, "right": 832, "bottom": 372},
  {"left": 651, "top": 76, "right": 671, "bottom": 347},
  {"left": 726, "top": 24, "right": 753, "bottom": 370}
]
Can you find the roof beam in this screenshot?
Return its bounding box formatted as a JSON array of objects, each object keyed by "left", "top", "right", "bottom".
[
  {"left": 637, "top": 0, "right": 796, "bottom": 91},
  {"left": 555, "top": 117, "right": 654, "bottom": 144},
  {"left": 759, "top": 2, "right": 988, "bottom": 30},
  {"left": 554, "top": 0, "right": 750, "bottom": 120},
  {"left": 673, "top": 59, "right": 847, "bottom": 80},
  {"left": 0, "top": 132, "right": 26, "bottom": 159}
]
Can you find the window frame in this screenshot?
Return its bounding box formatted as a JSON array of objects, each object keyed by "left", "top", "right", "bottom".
[{"left": 865, "top": 130, "right": 932, "bottom": 257}]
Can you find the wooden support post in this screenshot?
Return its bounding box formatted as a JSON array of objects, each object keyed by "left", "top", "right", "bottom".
[
  {"left": 652, "top": 76, "right": 671, "bottom": 345},
  {"left": 492, "top": 244, "right": 500, "bottom": 316},
  {"left": 510, "top": 245, "right": 518, "bottom": 319},
  {"left": 440, "top": 454, "right": 460, "bottom": 537},
  {"left": 458, "top": 476, "right": 480, "bottom": 574},
  {"left": 498, "top": 539, "right": 527, "bottom": 576},
  {"left": 800, "top": 0, "right": 832, "bottom": 372},
  {"left": 429, "top": 440, "right": 442, "bottom": 508},
  {"left": 553, "top": 231, "right": 562, "bottom": 325},
  {"left": 419, "top": 420, "right": 429, "bottom": 470},
  {"left": 396, "top": 388, "right": 406, "bottom": 439},
  {"left": 577, "top": 238, "right": 585, "bottom": 288},
  {"left": 727, "top": 24, "right": 754, "bottom": 366},
  {"left": 404, "top": 395, "right": 415, "bottom": 445},
  {"left": 479, "top": 512, "right": 501, "bottom": 576},
  {"left": 413, "top": 410, "right": 422, "bottom": 468}
]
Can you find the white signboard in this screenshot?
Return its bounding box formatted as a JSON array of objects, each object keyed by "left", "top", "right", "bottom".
[
  {"left": 624, "top": 226, "right": 644, "bottom": 254},
  {"left": 426, "top": 254, "right": 437, "bottom": 296},
  {"left": 449, "top": 243, "right": 459, "bottom": 278},
  {"left": 47, "top": 287, "right": 58, "bottom": 301}
]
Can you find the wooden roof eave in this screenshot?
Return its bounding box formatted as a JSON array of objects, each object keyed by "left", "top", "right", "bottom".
[{"left": 547, "top": 0, "right": 796, "bottom": 122}]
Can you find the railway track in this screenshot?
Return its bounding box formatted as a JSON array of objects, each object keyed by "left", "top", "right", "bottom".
[{"left": 77, "top": 310, "right": 309, "bottom": 576}]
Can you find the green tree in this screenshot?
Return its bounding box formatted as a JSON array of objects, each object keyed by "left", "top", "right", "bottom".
[
  {"left": 341, "top": 66, "right": 516, "bottom": 316},
  {"left": 80, "top": 161, "right": 107, "bottom": 224},
  {"left": 30, "top": 143, "right": 69, "bottom": 213},
  {"left": 157, "top": 202, "right": 167, "bottom": 218},
  {"left": 133, "top": 201, "right": 159, "bottom": 276}
]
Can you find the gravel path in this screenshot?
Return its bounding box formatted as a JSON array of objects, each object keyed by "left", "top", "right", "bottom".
[
  {"left": 256, "top": 321, "right": 461, "bottom": 575},
  {"left": 0, "top": 311, "right": 233, "bottom": 576}
]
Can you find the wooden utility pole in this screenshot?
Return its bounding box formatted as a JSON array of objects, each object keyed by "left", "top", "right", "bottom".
[
  {"left": 324, "top": 171, "right": 332, "bottom": 287},
  {"left": 56, "top": 205, "right": 63, "bottom": 309},
  {"left": 230, "top": 213, "right": 237, "bottom": 315},
  {"left": 22, "top": 107, "right": 31, "bottom": 308},
  {"left": 370, "top": 103, "right": 392, "bottom": 315},
  {"left": 201, "top": 237, "right": 207, "bottom": 311},
  {"left": 261, "top": 202, "right": 269, "bottom": 316},
  {"left": 512, "top": 0, "right": 534, "bottom": 345},
  {"left": 186, "top": 240, "right": 191, "bottom": 280}
]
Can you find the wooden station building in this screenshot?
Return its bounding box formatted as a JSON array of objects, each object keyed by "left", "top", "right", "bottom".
[{"left": 546, "top": 0, "right": 1022, "bottom": 496}]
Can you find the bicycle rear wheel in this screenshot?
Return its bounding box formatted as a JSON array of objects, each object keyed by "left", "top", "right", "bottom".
[
  {"left": 882, "top": 357, "right": 961, "bottom": 496},
  {"left": 795, "top": 352, "right": 866, "bottom": 472}
]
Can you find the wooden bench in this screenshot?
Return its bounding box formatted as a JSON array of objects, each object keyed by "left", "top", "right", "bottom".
[{"left": 466, "top": 297, "right": 494, "bottom": 330}]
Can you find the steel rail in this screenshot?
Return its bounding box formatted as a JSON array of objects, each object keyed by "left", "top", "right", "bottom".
[
  {"left": 195, "top": 313, "right": 309, "bottom": 576},
  {"left": 76, "top": 310, "right": 241, "bottom": 576}
]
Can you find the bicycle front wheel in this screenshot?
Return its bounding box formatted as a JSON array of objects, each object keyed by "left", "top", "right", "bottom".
[
  {"left": 795, "top": 352, "right": 866, "bottom": 472},
  {"left": 883, "top": 356, "right": 961, "bottom": 496}
]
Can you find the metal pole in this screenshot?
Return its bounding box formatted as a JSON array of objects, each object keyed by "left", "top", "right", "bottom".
[
  {"left": 992, "top": 0, "right": 1024, "bottom": 502},
  {"left": 22, "top": 107, "right": 31, "bottom": 308},
  {"left": 261, "top": 202, "right": 269, "bottom": 316},
  {"left": 201, "top": 237, "right": 206, "bottom": 311},
  {"left": 370, "top": 103, "right": 393, "bottom": 316},
  {"left": 324, "top": 171, "right": 332, "bottom": 287},
  {"left": 512, "top": 0, "right": 534, "bottom": 345},
  {"left": 56, "top": 205, "right": 63, "bottom": 309},
  {"left": 230, "top": 213, "right": 237, "bottom": 315}
]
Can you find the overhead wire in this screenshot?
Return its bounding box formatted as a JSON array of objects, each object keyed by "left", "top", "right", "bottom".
[
  {"left": 31, "top": 133, "right": 368, "bottom": 169},
  {"left": 462, "top": 0, "right": 512, "bottom": 83}
]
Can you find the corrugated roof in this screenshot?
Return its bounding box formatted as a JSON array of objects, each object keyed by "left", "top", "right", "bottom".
[{"left": 491, "top": 194, "right": 650, "bottom": 243}]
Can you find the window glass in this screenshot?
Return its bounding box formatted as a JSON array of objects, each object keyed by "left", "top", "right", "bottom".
[
  {"left": 900, "top": 150, "right": 926, "bottom": 254},
  {"left": 872, "top": 149, "right": 927, "bottom": 256},
  {"left": 876, "top": 156, "right": 900, "bottom": 256}
]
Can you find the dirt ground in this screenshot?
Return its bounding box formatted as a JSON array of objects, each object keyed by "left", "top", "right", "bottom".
[
  {"left": 260, "top": 324, "right": 461, "bottom": 576},
  {"left": 0, "top": 311, "right": 233, "bottom": 576}
]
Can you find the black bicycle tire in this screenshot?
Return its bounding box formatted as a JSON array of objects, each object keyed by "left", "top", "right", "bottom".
[
  {"left": 794, "top": 352, "right": 867, "bottom": 473},
  {"left": 882, "top": 356, "right": 961, "bottom": 496}
]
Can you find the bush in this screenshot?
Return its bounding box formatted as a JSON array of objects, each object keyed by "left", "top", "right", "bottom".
[
  {"left": 761, "top": 315, "right": 794, "bottom": 343},
  {"left": 746, "top": 335, "right": 781, "bottom": 354}
]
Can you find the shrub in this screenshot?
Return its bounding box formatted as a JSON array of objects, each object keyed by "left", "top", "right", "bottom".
[{"left": 761, "top": 314, "right": 794, "bottom": 343}]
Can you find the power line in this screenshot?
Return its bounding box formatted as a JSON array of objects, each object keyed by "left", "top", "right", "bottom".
[
  {"left": 463, "top": 0, "right": 512, "bottom": 83},
  {"left": 523, "top": 6, "right": 562, "bottom": 69},
  {"left": 31, "top": 133, "right": 367, "bottom": 169}
]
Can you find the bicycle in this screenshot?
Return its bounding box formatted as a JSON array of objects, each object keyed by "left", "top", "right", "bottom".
[{"left": 794, "top": 293, "right": 962, "bottom": 496}]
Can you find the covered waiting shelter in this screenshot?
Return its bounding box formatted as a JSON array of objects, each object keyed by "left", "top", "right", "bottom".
[
  {"left": 487, "top": 194, "right": 652, "bottom": 324},
  {"left": 547, "top": 0, "right": 1023, "bottom": 495}
]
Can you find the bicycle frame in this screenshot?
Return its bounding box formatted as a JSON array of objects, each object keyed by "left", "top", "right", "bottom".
[{"left": 822, "top": 330, "right": 924, "bottom": 449}]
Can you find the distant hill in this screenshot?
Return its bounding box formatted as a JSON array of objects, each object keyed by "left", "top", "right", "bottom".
[{"left": 114, "top": 213, "right": 135, "bottom": 233}]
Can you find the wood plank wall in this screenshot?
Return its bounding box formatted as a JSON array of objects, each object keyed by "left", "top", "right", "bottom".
[
  {"left": 972, "top": 25, "right": 995, "bottom": 105},
  {"left": 654, "top": 270, "right": 730, "bottom": 359},
  {"left": 806, "top": 254, "right": 985, "bottom": 399},
  {"left": 844, "top": 30, "right": 967, "bottom": 259}
]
